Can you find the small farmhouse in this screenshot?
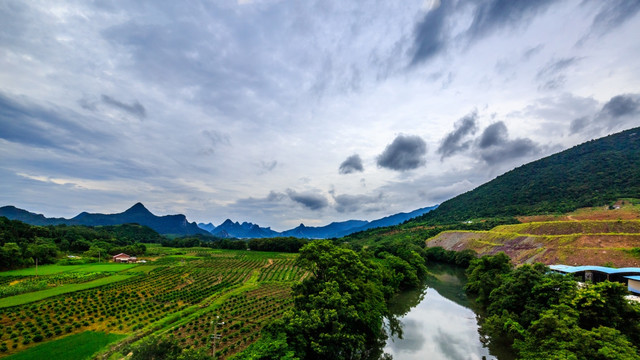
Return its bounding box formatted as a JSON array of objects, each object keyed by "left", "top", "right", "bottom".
[{"left": 112, "top": 253, "right": 137, "bottom": 263}]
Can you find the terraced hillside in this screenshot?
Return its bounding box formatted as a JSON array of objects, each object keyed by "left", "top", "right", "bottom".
[{"left": 427, "top": 204, "right": 640, "bottom": 266}]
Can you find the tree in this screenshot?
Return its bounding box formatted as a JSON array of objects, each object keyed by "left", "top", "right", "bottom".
[
  {"left": 465, "top": 252, "right": 513, "bottom": 307},
  {"left": 276, "top": 240, "right": 387, "bottom": 360}
]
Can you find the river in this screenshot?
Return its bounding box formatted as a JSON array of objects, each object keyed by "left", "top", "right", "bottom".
[{"left": 383, "top": 264, "right": 512, "bottom": 360}]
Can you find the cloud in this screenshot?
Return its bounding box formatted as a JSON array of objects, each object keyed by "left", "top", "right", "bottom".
[
  {"left": 339, "top": 154, "right": 364, "bottom": 174},
  {"left": 467, "top": 0, "right": 556, "bottom": 39},
  {"left": 478, "top": 121, "right": 507, "bottom": 148},
  {"left": 569, "top": 93, "right": 640, "bottom": 134},
  {"left": 478, "top": 137, "right": 540, "bottom": 165},
  {"left": 286, "top": 189, "right": 328, "bottom": 210},
  {"left": 600, "top": 94, "right": 640, "bottom": 118},
  {"left": 412, "top": 0, "right": 558, "bottom": 65},
  {"left": 437, "top": 111, "right": 478, "bottom": 159},
  {"left": 587, "top": 0, "right": 640, "bottom": 36},
  {"left": 411, "top": 1, "right": 451, "bottom": 64},
  {"left": 0, "top": 93, "right": 113, "bottom": 153},
  {"left": 101, "top": 95, "right": 146, "bottom": 119},
  {"left": 259, "top": 160, "right": 278, "bottom": 173},
  {"left": 377, "top": 134, "right": 427, "bottom": 171},
  {"left": 476, "top": 121, "right": 540, "bottom": 165},
  {"left": 332, "top": 192, "right": 383, "bottom": 213},
  {"left": 536, "top": 57, "right": 581, "bottom": 91},
  {"left": 569, "top": 116, "right": 590, "bottom": 134}
]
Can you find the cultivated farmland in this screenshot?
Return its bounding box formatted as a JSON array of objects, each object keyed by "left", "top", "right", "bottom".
[{"left": 0, "top": 249, "right": 304, "bottom": 359}]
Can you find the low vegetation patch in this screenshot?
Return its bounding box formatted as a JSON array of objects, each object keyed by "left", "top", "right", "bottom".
[{"left": 2, "top": 331, "right": 125, "bottom": 360}]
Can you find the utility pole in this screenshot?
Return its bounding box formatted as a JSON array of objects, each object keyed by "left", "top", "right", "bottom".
[{"left": 211, "top": 316, "right": 224, "bottom": 359}]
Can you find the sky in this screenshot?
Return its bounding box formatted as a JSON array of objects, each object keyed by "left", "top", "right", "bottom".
[{"left": 1, "top": 0, "right": 640, "bottom": 231}]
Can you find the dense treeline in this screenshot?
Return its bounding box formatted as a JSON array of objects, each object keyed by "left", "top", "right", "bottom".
[
  {"left": 413, "top": 127, "right": 640, "bottom": 224},
  {"left": 0, "top": 217, "right": 158, "bottom": 269},
  {"left": 161, "top": 235, "right": 248, "bottom": 250},
  {"left": 248, "top": 237, "right": 309, "bottom": 253},
  {"left": 465, "top": 253, "right": 640, "bottom": 359},
  {"left": 162, "top": 236, "right": 310, "bottom": 253},
  {"left": 234, "top": 238, "right": 432, "bottom": 359},
  {"left": 424, "top": 246, "right": 477, "bottom": 268}
]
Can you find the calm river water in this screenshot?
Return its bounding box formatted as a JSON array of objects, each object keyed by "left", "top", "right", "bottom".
[{"left": 383, "top": 264, "right": 512, "bottom": 360}]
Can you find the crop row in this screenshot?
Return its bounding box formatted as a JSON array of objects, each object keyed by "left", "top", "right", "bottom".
[
  {"left": 257, "top": 259, "right": 304, "bottom": 282},
  {"left": 173, "top": 283, "right": 293, "bottom": 358},
  {"left": 0, "top": 256, "right": 271, "bottom": 356}
]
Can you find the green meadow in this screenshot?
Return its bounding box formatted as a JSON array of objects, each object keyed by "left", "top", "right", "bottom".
[
  {"left": 0, "top": 263, "right": 138, "bottom": 277},
  {"left": 3, "top": 331, "right": 126, "bottom": 360}
]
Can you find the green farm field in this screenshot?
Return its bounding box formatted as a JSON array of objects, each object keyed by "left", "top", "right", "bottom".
[
  {"left": 3, "top": 331, "right": 125, "bottom": 360},
  {"left": 0, "top": 249, "right": 305, "bottom": 359},
  {"left": 0, "top": 263, "right": 138, "bottom": 276},
  {"left": 0, "top": 275, "right": 132, "bottom": 308}
]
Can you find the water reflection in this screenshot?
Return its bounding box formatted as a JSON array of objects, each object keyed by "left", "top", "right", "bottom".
[{"left": 384, "top": 264, "right": 498, "bottom": 360}]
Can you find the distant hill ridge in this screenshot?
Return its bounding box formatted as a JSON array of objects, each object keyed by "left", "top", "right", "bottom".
[
  {"left": 199, "top": 205, "right": 438, "bottom": 239},
  {"left": 0, "top": 203, "right": 208, "bottom": 236},
  {"left": 0, "top": 203, "right": 438, "bottom": 239},
  {"left": 413, "top": 127, "right": 640, "bottom": 224}
]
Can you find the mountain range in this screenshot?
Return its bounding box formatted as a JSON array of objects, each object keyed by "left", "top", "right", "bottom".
[
  {"left": 198, "top": 205, "right": 438, "bottom": 239},
  {"left": 0, "top": 202, "right": 209, "bottom": 236},
  {"left": 0, "top": 202, "right": 437, "bottom": 239}
]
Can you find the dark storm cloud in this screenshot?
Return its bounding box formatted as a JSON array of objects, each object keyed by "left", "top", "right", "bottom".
[
  {"left": 339, "top": 154, "right": 364, "bottom": 174},
  {"left": 601, "top": 94, "right": 640, "bottom": 118},
  {"left": 569, "top": 94, "right": 640, "bottom": 134},
  {"left": 437, "top": 112, "right": 478, "bottom": 159},
  {"left": 332, "top": 193, "right": 383, "bottom": 213},
  {"left": 478, "top": 121, "right": 508, "bottom": 148},
  {"left": 569, "top": 116, "right": 590, "bottom": 134},
  {"left": 286, "top": 189, "right": 329, "bottom": 211},
  {"left": 412, "top": 0, "right": 557, "bottom": 65},
  {"left": 377, "top": 135, "right": 427, "bottom": 171},
  {"left": 479, "top": 137, "right": 540, "bottom": 165},
  {"left": 411, "top": 1, "right": 452, "bottom": 64},
  {"left": 101, "top": 95, "right": 146, "bottom": 119},
  {"left": 0, "top": 93, "right": 112, "bottom": 153},
  {"left": 467, "top": 0, "right": 555, "bottom": 39},
  {"left": 476, "top": 121, "right": 540, "bottom": 165},
  {"left": 588, "top": 0, "right": 640, "bottom": 36}
]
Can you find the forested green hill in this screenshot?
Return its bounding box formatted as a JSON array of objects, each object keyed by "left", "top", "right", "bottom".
[{"left": 414, "top": 127, "right": 640, "bottom": 224}]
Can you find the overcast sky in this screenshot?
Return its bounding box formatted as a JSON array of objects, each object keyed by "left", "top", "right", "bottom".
[{"left": 1, "top": 0, "right": 640, "bottom": 231}]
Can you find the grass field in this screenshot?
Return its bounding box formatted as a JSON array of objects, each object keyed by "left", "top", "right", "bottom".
[
  {"left": 0, "top": 263, "right": 138, "bottom": 277},
  {"left": 0, "top": 274, "right": 132, "bottom": 308},
  {"left": 3, "top": 331, "right": 126, "bottom": 360}
]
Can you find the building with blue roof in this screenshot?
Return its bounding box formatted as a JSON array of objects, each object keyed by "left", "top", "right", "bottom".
[
  {"left": 549, "top": 265, "right": 640, "bottom": 289},
  {"left": 550, "top": 265, "right": 640, "bottom": 291},
  {"left": 626, "top": 276, "right": 640, "bottom": 294}
]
